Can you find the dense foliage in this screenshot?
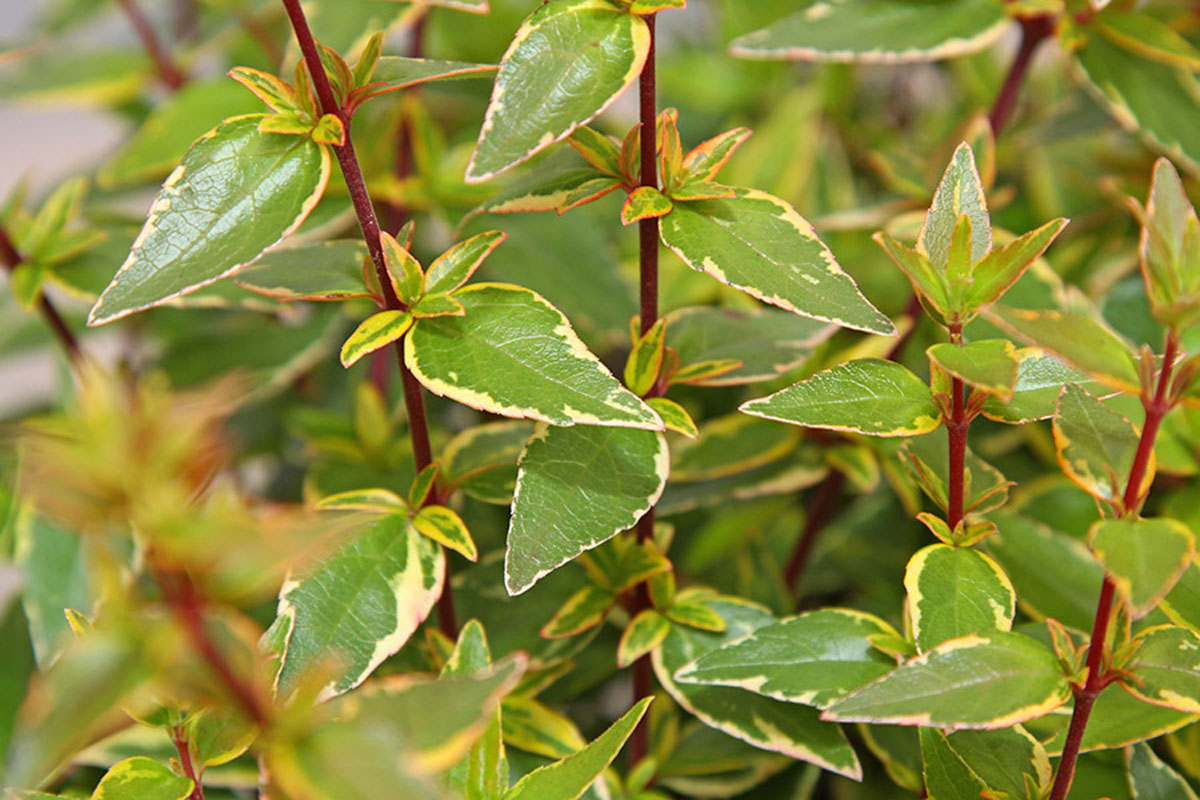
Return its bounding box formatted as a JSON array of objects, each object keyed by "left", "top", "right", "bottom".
[{"left": 4, "top": 1, "right": 1200, "bottom": 798}]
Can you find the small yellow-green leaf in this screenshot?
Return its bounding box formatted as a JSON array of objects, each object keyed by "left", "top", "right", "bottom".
[
  {"left": 258, "top": 112, "right": 314, "bottom": 137},
  {"left": 311, "top": 113, "right": 346, "bottom": 146},
  {"left": 539, "top": 584, "right": 615, "bottom": 639},
  {"left": 1089, "top": 518, "right": 1195, "bottom": 617},
  {"left": 621, "top": 186, "right": 673, "bottom": 226},
  {"left": 666, "top": 602, "right": 726, "bottom": 633},
  {"left": 681, "top": 127, "right": 751, "bottom": 183},
  {"left": 340, "top": 310, "right": 414, "bottom": 367},
  {"left": 315, "top": 487, "right": 410, "bottom": 514},
  {"left": 381, "top": 231, "right": 424, "bottom": 306},
  {"left": 228, "top": 66, "right": 301, "bottom": 113},
  {"left": 568, "top": 126, "right": 622, "bottom": 176},
  {"left": 501, "top": 695, "right": 586, "bottom": 758},
  {"left": 625, "top": 318, "right": 666, "bottom": 396},
  {"left": 629, "top": 0, "right": 685, "bottom": 11},
  {"left": 409, "top": 464, "right": 439, "bottom": 509},
  {"left": 669, "top": 181, "right": 737, "bottom": 201},
  {"left": 414, "top": 506, "right": 479, "bottom": 562},
  {"left": 618, "top": 610, "right": 670, "bottom": 668},
  {"left": 964, "top": 218, "right": 1068, "bottom": 311},
  {"left": 874, "top": 231, "right": 950, "bottom": 322},
  {"left": 411, "top": 294, "right": 466, "bottom": 319},
  {"left": 920, "top": 142, "right": 991, "bottom": 271},
  {"left": 669, "top": 358, "right": 744, "bottom": 385},
  {"left": 426, "top": 230, "right": 507, "bottom": 296},
  {"left": 91, "top": 757, "right": 194, "bottom": 800},
  {"left": 741, "top": 359, "right": 940, "bottom": 437},
  {"left": 926, "top": 339, "right": 1019, "bottom": 401},
  {"left": 646, "top": 398, "right": 697, "bottom": 439}
]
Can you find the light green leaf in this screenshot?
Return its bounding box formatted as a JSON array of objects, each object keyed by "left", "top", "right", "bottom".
[
  {"left": 824, "top": 631, "right": 1070, "bottom": 729},
  {"left": 368, "top": 57, "right": 498, "bottom": 97},
  {"left": 506, "top": 423, "right": 668, "bottom": 595},
  {"left": 1077, "top": 33, "right": 1200, "bottom": 176},
  {"left": 729, "top": 0, "right": 1007, "bottom": 64},
  {"left": 1162, "top": 559, "right": 1200, "bottom": 635},
  {"left": 228, "top": 66, "right": 301, "bottom": 113},
  {"left": 921, "top": 726, "right": 1050, "bottom": 800},
  {"left": 666, "top": 602, "right": 727, "bottom": 633},
  {"left": 1100, "top": 12, "right": 1200, "bottom": 71},
  {"left": 474, "top": 166, "right": 614, "bottom": 215},
  {"left": 619, "top": 610, "right": 671, "bottom": 668},
  {"left": 314, "top": 488, "right": 409, "bottom": 514},
  {"left": 654, "top": 598, "right": 863, "bottom": 779},
  {"left": 1125, "top": 625, "right": 1200, "bottom": 715},
  {"left": 659, "top": 188, "right": 893, "bottom": 334},
  {"left": 0, "top": 569, "right": 35, "bottom": 773},
  {"left": 980, "top": 348, "right": 1095, "bottom": 424},
  {"left": 442, "top": 421, "right": 534, "bottom": 505},
  {"left": 987, "top": 307, "right": 1141, "bottom": 392},
  {"left": 233, "top": 240, "right": 371, "bottom": 301},
  {"left": 100, "top": 78, "right": 261, "bottom": 186},
  {"left": 625, "top": 319, "right": 666, "bottom": 397},
  {"left": 1091, "top": 518, "right": 1195, "bottom": 617},
  {"left": 646, "top": 398, "right": 697, "bottom": 439},
  {"left": 442, "top": 622, "right": 508, "bottom": 800},
  {"left": 0, "top": 50, "right": 151, "bottom": 105},
  {"left": 88, "top": 116, "right": 330, "bottom": 325},
  {"left": 681, "top": 127, "right": 752, "bottom": 183},
  {"left": 414, "top": 505, "right": 479, "bottom": 562},
  {"left": 905, "top": 544, "right": 1015, "bottom": 654},
  {"left": 340, "top": 311, "right": 414, "bottom": 368},
  {"left": 663, "top": 306, "right": 831, "bottom": 386},
  {"left": 1053, "top": 384, "right": 1147, "bottom": 504},
  {"left": 271, "top": 516, "right": 445, "bottom": 700},
  {"left": 927, "top": 339, "right": 1018, "bottom": 400},
  {"left": 187, "top": 706, "right": 256, "bottom": 769},
  {"left": 568, "top": 127, "right": 622, "bottom": 176},
  {"left": 406, "top": 283, "right": 662, "bottom": 429},
  {"left": 411, "top": 294, "right": 466, "bottom": 319},
  {"left": 672, "top": 414, "right": 795, "bottom": 481},
  {"left": 381, "top": 231, "right": 423, "bottom": 306},
  {"left": 965, "top": 218, "right": 1069, "bottom": 311},
  {"left": 920, "top": 142, "right": 991, "bottom": 271},
  {"left": 874, "top": 231, "right": 951, "bottom": 321},
  {"left": 741, "top": 359, "right": 940, "bottom": 437},
  {"left": 426, "top": 231, "right": 507, "bottom": 296},
  {"left": 1131, "top": 158, "right": 1200, "bottom": 329},
  {"left": 901, "top": 428, "right": 1011, "bottom": 515},
  {"left": 540, "top": 584, "right": 614, "bottom": 639},
  {"left": 501, "top": 695, "right": 586, "bottom": 758},
  {"left": 13, "top": 513, "right": 90, "bottom": 667},
  {"left": 675, "top": 608, "right": 898, "bottom": 709},
  {"left": 90, "top": 756, "right": 193, "bottom": 800},
  {"left": 502, "top": 697, "right": 652, "bottom": 800},
  {"left": 1127, "top": 740, "right": 1200, "bottom": 799},
  {"left": 467, "top": 0, "right": 650, "bottom": 182}
]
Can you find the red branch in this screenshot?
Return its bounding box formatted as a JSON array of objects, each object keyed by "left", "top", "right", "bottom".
[
  {"left": 0, "top": 223, "right": 83, "bottom": 365},
  {"left": 116, "top": 0, "right": 185, "bottom": 90}
]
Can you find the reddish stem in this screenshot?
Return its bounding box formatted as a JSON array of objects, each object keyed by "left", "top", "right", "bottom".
[
  {"left": 629, "top": 13, "right": 659, "bottom": 769},
  {"left": 156, "top": 569, "right": 270, "bottom": 729},
  {"left": 946, "top": 375, "right": 968, "bottom": 530},
  {"left": 988, "top": 14, "right": 1056, "bottom": 135},
  {"left": 172, "top": 728, "right": 206, "bottom": 800},
  {"left": 280, "top": 0, "right": 452, "bottom": 635},
  {"left": 784, "top": 470, "right": 846, "bottom": 595},
  {"left": 0, "top": 223, "right": 83, "bottom": 365},
  {"left": 1048, "top": 332, "right": 1180, "bottom": 800},
  {"left": 116, "top": 0, "right": 185, "bottom": 90}
]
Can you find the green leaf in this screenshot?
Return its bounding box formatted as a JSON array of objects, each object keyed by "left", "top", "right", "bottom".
[
  {"left": 187, "top": 706, "right": 255, "bottom": 769},
  {"left": 646, "top": 398, "right": 697, "bottom": 439},
  {"left": 729, "top": 0, "right": 1007, "bottom": 63},
  {"left": 741, "top": 359, "right": 940, "bottom": 437},
  {"left": 426, "top": 231, "right": 507, "bottom": 296},
  {"left": 964, "top": 218, "right": 1069, "bottom": 311},
  {"left": 0, "top": 50, "right": 151, "bottom": 105},
  {"left": 1128, "top": 740, "right": 1200, "bottom": 799},
  {"left": 1100, "top": 12, "right": 1200, "bottom": 71},
  {"left": 413, "top": 505, "right": 479, "bottom": 562},
  {"left": 920, "top": 726, "right": 1050, "bottom": 800},
  {"left": 663, "top": 306, "right": 831, "bottom": 386},
  {"left": 100, "top": 78, "right": 262, "bottom": 187},
  {"left": 366, "top": 57, "right": 498, "bottom": 97},
  {"left": 88, "top": 116, "right": 331, "bottom": 325},
  {"left": 1077, "top": 33, "right": 1200, "bottom": 176},
  {"left": 1053, "top": 384, "right": 1146, "bottom": 505},
  {"left": 901, "top": 428, "right": 1011, "bottom": 515},
  {"left": 625, "top": 319, "right": 666, "bottom": 397},
  {"left": 582, "top": 535, "right": 671, "bottom": 594},
  {"left": 229, "top": 66, "right": 301, "bottom": 113},
  {"left": 13, "top": 514, "right": 90, "bottom": 667},
  {"left": 502, "top": 697, "right": 653, "bottom": 800},
  {"left": 1125, "top": 625, "right": 1200, "bottom": 715},
  {"left": 926, "top": 339, "right": 1018, "bottom": 401},
  {"left": 271, "top": 516, "right": 445, "bottom": 700},
  {"left": 381, "top": 231, "right": 424, "bottom": 306},
  {"left": 1162, "top": 559, "right": 1200, "bottom": 635},
  {"left": 0, "top": 569, "right": 35, "bottom": 773},
  {"left": 474, "top": 165, "right": 613, "bottom": 215},
  {"left": 90, "top": 756, "right": 194, "bottom": 800},
  {"left": 920, "top": 142, "right": 991, "bottom": 272},
  {"left": 233, "top": 240, "right": 371, "bottom": 301},
  {"left": 442, "top": 421, "right": 534, "bottom": 505},
  {"left": 314, "top": 488, "right": 410, "bottom": 514},
  {"left": 824, "top": 631, "right": 1070, "bottom": 729},
  {"left": 340, "top": 311, "right": 414, "bottom": 368},
  {"left": 681, "top": 127, "right": 752, "bottom": 183},
  {"left": 666, "top": 602, "right": 727, "bottom": 633},
  {"left": 466, "top": 0, "right": 650, "bottom": 182},
  {"left": 1091, "top": 518, "right": 1195, "bottom": 617},
  {"left": 1131, "top": 158, "right": 1200, "bottom": 329},
  {"left": 874, "top": 231, "right": 951, "bottom": 321},
  {"left": 506, "top": 423, "right": 668, "bottom": 595},
  {"left": 659, "top": 188, "right": 893, "bottom": 334},
  {"left": 985, "top": 511, "right": 1105, "bottom": 632},
  {"left": 619, "top": 610, "right": 671, "bottom": 668},
  {"left": 406, "top": 284, "right": 662, "bottom": 429},
  {"left": 675, "top": 608, "right": 898, "bottom": 709},
  {"left": 905, "top": 544, "right": 1015, "bottom": 654},
  {"left": 540, "top": 584, "right": 614, "bottom": 638},
  {"left": 501, "top": 695, "right": 586, "bottom": 758},
  {"left": 411, "top": 294, "right": 465, "bottom": 318},
  {"left": 671, "top": 414, "right": 795, "bottom": 481},
  {"left": 622, "top": 186, "right": 674, "bottom": 225},
  {"left": 568, "top": 127, "right": 622, "bottom": 176},
  {"left": 979, "top": 348, "right": 1095, "bottom": 424},
  {"left": 408, "top": 464, "right": 438, "bottom": 509},
  {"left": 1044, "top": 683, "right": 1194, "bottom": 756},
  {"left": 654, "top": 598, "right": 862, "bottom": 779},
  {"left": 443, "top": 624, "right": 508, "bottom": 800},
  {"left": 986, "top": 307, "right": 1141, "bottom": 392}
]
